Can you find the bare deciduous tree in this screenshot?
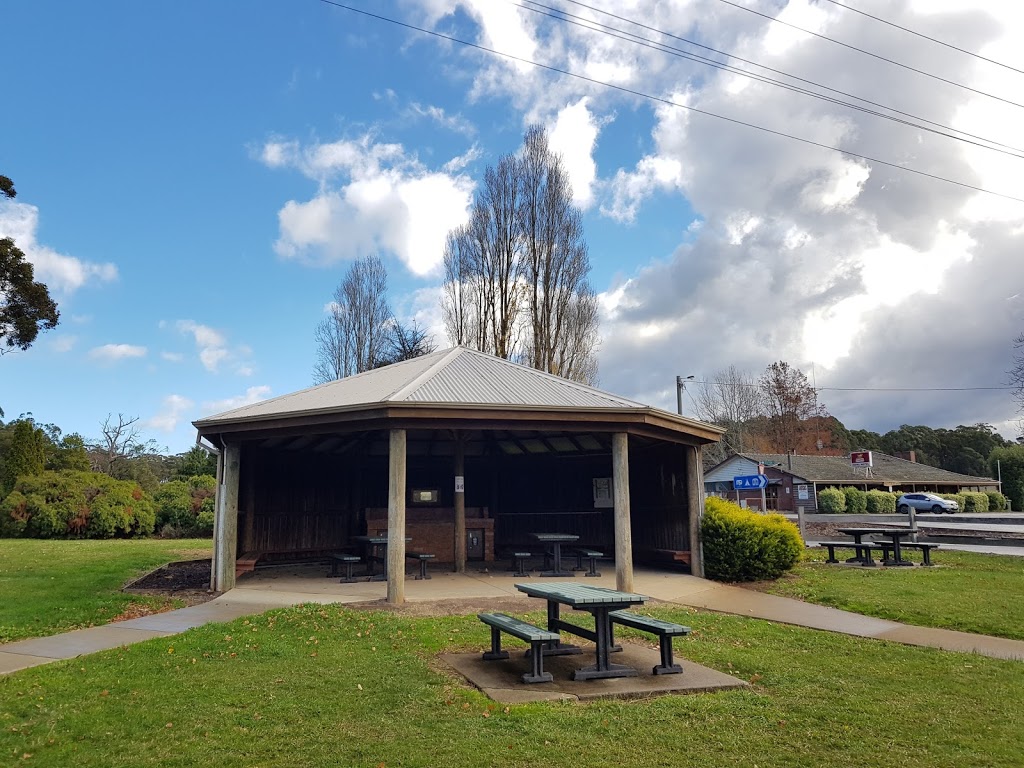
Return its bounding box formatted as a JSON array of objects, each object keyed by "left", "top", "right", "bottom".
[
  {"left": 759, "top": 361, "right": 823, "bottom": 452},
  {"left": 441, "top": 125, "right": 599, "bottom": 384},
  {"left": 313, "top": 255, "right": 391, "bottom": 383},
  {"left": 92, "top": 413, "right": 141, "bottom": 476},
  {"left": 376, "top": 319, "right": 436, "bottom": 367},
  {"left": 694, "top": 366, "right": 764, "bottom": 464}
]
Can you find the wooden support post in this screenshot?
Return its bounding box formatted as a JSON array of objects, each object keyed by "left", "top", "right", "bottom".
[
  {"left": 686, "top": 445, "right": 705, "bottom": 578},
  {"left": 454, "top": 433, "right": 466, "bottom": 573},
  {"left": 612, "top": 432, "right": 634, "bottom": 593},
  {"left": 242, "top": 451, "right": 256, "bottom": 552},
  {"left": 387, "top": 429, "right": 407, "bottom": 605},
  {"left": 214, "top": 442, "right": 240, "bottom": 591}
]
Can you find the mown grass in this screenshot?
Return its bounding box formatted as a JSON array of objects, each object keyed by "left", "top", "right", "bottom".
[
  {"left": 1, "top": 603, "right": 1022, "bottom": 767},
  {"left": 0, "top": 539, "right": 212, "bottom": 644},
  {"left": 764, "top": 548, "right": 1024, "bottom": 640}
]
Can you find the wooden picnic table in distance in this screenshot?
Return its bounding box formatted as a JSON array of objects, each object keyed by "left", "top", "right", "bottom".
[
  {"left": 516, "top": 581, "right": 645, "bottom": 680},
  {"left": 352, "top": 535, "right": 411, "bottom": 581},
  {"left": 529, "top": 533, "right": 579, "bottom": 577},
  {"left": 837, "top": 527, "right": 915, "bottom": 566},
  {"left": 868, "top": 528, "right": 917, "bottom": 566}
]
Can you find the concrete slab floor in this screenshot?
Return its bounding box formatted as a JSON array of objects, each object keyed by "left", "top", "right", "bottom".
[{"left": 443, "top": 643, "right": 747, "bottom": 704}]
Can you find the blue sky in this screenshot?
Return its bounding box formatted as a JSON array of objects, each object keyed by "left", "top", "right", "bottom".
[{"left": 3, "top": 0, "right": 1023, "bottom": 454}]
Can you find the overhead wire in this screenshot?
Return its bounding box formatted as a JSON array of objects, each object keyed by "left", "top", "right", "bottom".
[
  {"left": 546, "top": 0, "right": 1024, "bottom": 158},
  {"left": 819, "top": 0, "right": 1024, "bottom": 76},
  {"left": 714, "top": 0, "right": 1024, "bottom": 110},
  {"left": 517, "top": 0, "right": 1024, "bottom": 161},
  {"left": 319, "top": 0, "right": 1024, "bottom": 204}
]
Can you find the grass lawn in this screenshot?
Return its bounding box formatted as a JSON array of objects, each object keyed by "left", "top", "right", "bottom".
[
  {"left": 0, "top": 539, "right": 212, "bottom": 644},
  {"left": 764, "top": 548, "right": 1024, "bottom": 640},
  {"left": 1, "top": 603, "right": 1022, "bottom": 767}
]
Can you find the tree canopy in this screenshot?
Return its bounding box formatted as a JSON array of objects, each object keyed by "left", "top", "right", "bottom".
[{"left": 0, "top": 175, "right": 60, "bottom": 354}]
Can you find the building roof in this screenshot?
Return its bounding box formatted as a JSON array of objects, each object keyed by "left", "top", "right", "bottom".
[
  {"left": 193, "top": 347, "right": 723, "bottom": 440},
  {"left": 708, "top": 452, "right": 998, "bottom": 486}
]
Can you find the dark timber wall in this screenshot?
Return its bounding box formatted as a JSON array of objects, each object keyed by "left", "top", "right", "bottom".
[{"left": 237, "top": 434, "right": 695, "bottom": 562}]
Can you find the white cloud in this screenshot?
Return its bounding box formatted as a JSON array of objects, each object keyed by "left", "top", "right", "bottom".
[
  {"left": 145, "top": 394, "right": 194, "bottom": 433},
  {"left": 51, "top": 336, "right": 77, "bottom": 353},
  {"left": 175, "top": 320, "right": 250, "bottom": 373},
  {"left": 263, "top": 133, "right": 475, "bottom": 276},
  {"left": 0, "top": 201, "right": 117, "bottom": 293},
  {"left": 548, "top": 98, "right": 603, "bottom": 208},
  {"left": 88, "top": 344, "right": 147, "bottom": 362},
  {"left": 161, "top": 351, "right": 185, "bottom": 363},
  {"left": 408, "top": 103, "right": 476, "bottom": 136},
  {"left": 202, "top": 386, "right": 272, "bottom": 415}
]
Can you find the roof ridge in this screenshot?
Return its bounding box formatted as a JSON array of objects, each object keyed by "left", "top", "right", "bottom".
[{"left": 389, "top": 346, "right": 464, "bottom": 401}]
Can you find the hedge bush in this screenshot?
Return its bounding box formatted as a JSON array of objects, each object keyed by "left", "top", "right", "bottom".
[
  {"left": 962, "top": 491, "right": 990, "bottom": 514},
  {"left": 154, "top": 475, "right": 216, "bottom": 537},
  {"left": 866, "top": 490, "right": 897, "bottom": 514},
  {"left": 842, "top": 487, "right": 867, "bottom": 514},
  {"left": 987, "top": 491, "right": 1007, "bottom": 511},
  {"left": 0, "top": 471, "right": 155, "bottom": 538},
  {"left": 817, "top": 487, "right": 846, "bottom": 514},
  {"left": 702, "top": 496, "right": 803, "bottom": 582}
]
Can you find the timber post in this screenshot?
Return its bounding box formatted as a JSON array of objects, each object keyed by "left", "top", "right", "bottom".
[
  {"left": 454, "top": 433, "right": 466, "bottom": 573},
  {"left": 686, "top": 445, "right": 705, "bottom": 578},
  {"left": 612, "top": 432, "right": 634, "bottom": 592},
  {"left": 213, "top": 442, "right": 240, "bottom": 591},
  {"left": 387, "top": 428, "right": 407, "bottom": 604}
]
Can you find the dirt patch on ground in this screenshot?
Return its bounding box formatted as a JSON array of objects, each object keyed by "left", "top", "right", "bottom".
[
  {"left": 352, "top": 596, "right": 534, "bottom": 618},
  {"left": 123, "top": 559, "right": 220, "bottom": 606}
]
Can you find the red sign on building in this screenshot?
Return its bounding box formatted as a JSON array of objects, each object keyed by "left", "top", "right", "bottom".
[{"left": 850, "top": 451, "right": 872, "bottom": 467}]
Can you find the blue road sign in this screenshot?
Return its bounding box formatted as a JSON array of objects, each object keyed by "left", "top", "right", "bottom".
[{"left": 733, "top": 474, "right": 768, "bottom": 490}]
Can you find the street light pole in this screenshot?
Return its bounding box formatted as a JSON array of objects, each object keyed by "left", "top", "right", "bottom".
[{"left": 675, "top": 375, "right": 694, "bottom": 416}]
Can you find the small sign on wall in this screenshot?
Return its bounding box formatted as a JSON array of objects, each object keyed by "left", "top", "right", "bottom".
[
  {"left": 797, "top": 484, "right": 810, "bottom": 500},
  {"left": 455, "top": 476, "right": 465, "bottom": 494},
  {"left": 593, "top": 477, "right": 613, "bottom": 508}
]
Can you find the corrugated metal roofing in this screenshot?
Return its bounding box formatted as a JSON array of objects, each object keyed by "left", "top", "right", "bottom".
[
  {"left": 706, "top": 452, "right": 998, "bottom": 485},
  {"left": 195, "top": 346, "right": 652, "bottom": 426}
]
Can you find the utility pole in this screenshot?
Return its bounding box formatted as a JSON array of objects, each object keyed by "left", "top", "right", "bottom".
[{"left": 676, "top": 375, "right": 694, "bottom": 416}]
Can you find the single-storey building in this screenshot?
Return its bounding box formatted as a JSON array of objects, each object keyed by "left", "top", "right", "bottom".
[
  {"left": 704, "top": 451, "right": 1000, "bottom": 512},
  {"left": 194, "top": 347, "right": 724, "bottom": 602}
]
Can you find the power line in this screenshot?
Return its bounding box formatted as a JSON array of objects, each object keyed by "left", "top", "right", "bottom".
[
  {"left": 547, "top": 0, "right": 1024, "bottom": 158},
  {"left": 694, "top": 380, "right": 1015, "bottom": 392},
  {"left": 317, "top": 1, "right": 1024, "bottom": 205},
  {"left": 820, "top": 0, "right": 1024, "bottom": 76},
  {"left": 517, "top": 0, "right": 1024, "bottom": 161},
  {"left": 714, "top": 0, "right": 1024, "bottom": 110}
]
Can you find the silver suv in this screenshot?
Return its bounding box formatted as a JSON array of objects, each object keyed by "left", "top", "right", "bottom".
[{"left": 896, "top": 492, "right": 958, "bottom": 514}]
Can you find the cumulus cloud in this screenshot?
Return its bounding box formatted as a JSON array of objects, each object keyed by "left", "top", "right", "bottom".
[
  {"left": 145, "top": 394, "right": 195, "bottom": 433},
  {"left": 402, "top": 0, "right": 1024, "bottom": 435},
  {"left": 0, "top": 201, "right": 117, "bottom": 293},
  {"left": 89, "top": 344, "right": 147, "bottom": 362},
  {"left": 261, "top": 133, "right": 475, "bottom": 276},
  {"left": 174, "top": 320, "right": 253, "bottom": 374},
  {"left": 51, "top": 336, "right": 77, "bottom": 353},
  {"left": 202, "top": 386, "right": 272, "bottom": 415}
]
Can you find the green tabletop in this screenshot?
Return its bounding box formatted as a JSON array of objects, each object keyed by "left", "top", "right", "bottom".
[{"left": 515, "top": 581, "right": 646, "bottom": 607}]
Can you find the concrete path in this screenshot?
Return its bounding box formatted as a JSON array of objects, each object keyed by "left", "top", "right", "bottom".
[{"left": 3, "top": 564, "right": 1024, "bottom": 676}]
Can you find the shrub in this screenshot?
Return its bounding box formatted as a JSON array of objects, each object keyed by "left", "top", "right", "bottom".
[
  {"left": 817, "top": 487, "right": 846, "bottom": 514},
  {"left": 962, "top": 492, "right": 991, "bottom": 514},
  {"left": 702, "top": 496, "right": 803, "bottom": 582},
  {"left": 842, "top": 487, "right": 867, "bottom": 514},
  {"left": 987, "top": 491, "right": 1007, "bottom": 511},
  {"left": 153, "top": 475, "right": 216, "bottom": 537},
  {"left": 866, "top": 490, "right": 897, "bottom": 514},
  {"left": 0, "top": 471, "right": 154, "bottom": 538}
]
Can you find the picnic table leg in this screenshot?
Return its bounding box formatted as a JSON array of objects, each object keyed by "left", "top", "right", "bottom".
[
  {"left": 537, "top": 599, "right": 581, "bottom": 656},
  {"left": 573, "top": 607, "right": 638, "bottom": 681}
]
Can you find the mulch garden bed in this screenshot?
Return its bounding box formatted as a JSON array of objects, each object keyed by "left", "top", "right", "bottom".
[{"left": 124, "top": 558, "right": 220, "bottom": 606}]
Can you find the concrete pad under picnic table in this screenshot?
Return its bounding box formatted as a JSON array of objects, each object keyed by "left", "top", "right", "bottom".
[{"left": 443, "top": 643, "right": 747, "bottom": 704}]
